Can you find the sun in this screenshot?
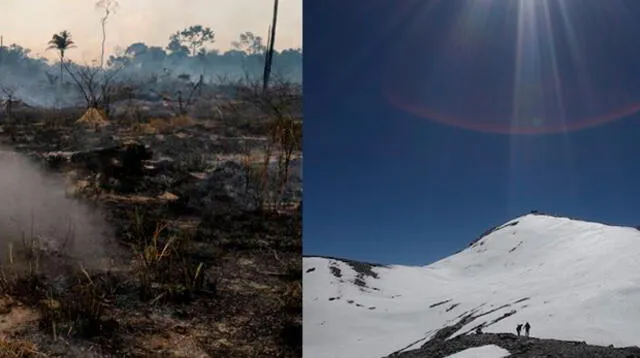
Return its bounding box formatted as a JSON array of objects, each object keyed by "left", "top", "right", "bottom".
[{"left": 384, "top": 0, "right": 640, "bottom": 134}]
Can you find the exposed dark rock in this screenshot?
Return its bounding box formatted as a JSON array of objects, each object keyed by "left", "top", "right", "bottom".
[
  {"left": 306, "top": 255, "right": 387, "bottom": 269},
  {"left": 446, "top": 303, "right": 459, "bottom": 312},
  {"left": 354, "top": 277, "right": 367, "bottom": 288},
  {"left": 430, "top": 299, "right": 452, "bottom": 309},
  {"left": 388, "top": 332, "right": 640, "bottom": 358},
  {"left": 468, "top": 220, "right": 520, "bottom": 248},
  {"left": 305, "top": 255, "right": 387, "bottom": 293},
  {"left": 386, "top": 311, "right": 640, "bottom": 358},
  {"left": 329, "top": 264, "right": 343, "bottom": 279}
]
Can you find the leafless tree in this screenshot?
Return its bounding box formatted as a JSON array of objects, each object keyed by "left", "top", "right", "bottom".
[
  {"left": 63, "top": 62, "right": 123, "bottom": 113},
  {"left": 0, "top": 84, "right": 15, "bottom": 119},
  {"left": 150, "top": 79, "right": 203, "bottom": 116},
  {"left": 96, "top": 0, "right": 119, "bottom": 69},
  {"left": 263, "top": 0, "right": 279, "bottom": 91},
  {"left": 222, "top": 75, "right": 302, "bottom": 210}
]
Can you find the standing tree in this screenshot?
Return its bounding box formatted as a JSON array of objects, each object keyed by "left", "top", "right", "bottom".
[
  {"left": 166, "top": 37, "right": 189, "bottom": 57},
  {"left": 96, "top": 0, "right": 118, "bottom": 69},
  {"left": 46, "top": 30, "right": 76, "bottom": 84},
  {"left": 168, "top": 25, "right": 214, "bottom": 87},
  {"left": 169, "top": 25, "right": 215, "bottom": 57},
  {"left": 263, "top": 0, "right": 279, "bottom": 91},
  {"left": 232, "top": 32, "right": 267, "bottom": 55}
]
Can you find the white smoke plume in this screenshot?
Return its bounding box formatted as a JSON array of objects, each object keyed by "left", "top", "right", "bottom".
[{"left": 0, "top": 149, "right": 115, "bottom": 268}]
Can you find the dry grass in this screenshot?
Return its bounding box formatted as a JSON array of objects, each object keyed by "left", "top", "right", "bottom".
[
  {"left": 148, "top": 115, "right": 195, "bottom": 133},
  {"left": 0, "top": 79, "right": 302, "bottom": 357},
  {"left": 0, "top": 337, "right": 41, "bottom": 358},
  {"left": 133, "top": 222, "right": 209, "bottom": 304},
  {"left": 239, "top": 98, "right": 302, "bottom": 211},
  {"left": 129, "top": 114, "right": 196, "bottom": 135}
]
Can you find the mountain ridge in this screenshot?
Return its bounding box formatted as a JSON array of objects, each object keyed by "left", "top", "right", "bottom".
[
  {"left": 304, "top": 213, "right": 640, "bottom": 358},
  {"left": 307, "top": 213, "right": 640, "bottom": 267},
  {"left": 388, "top": 332, "right": 640, "bottom": 358}
]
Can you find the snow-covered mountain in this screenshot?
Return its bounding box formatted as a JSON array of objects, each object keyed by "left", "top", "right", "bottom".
[{"left": 303, "top": 214, "right": 640, "bottom": 358}]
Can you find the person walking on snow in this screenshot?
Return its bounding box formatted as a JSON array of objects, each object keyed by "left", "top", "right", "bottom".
[
  {"left": 516, "top": 323, "right": 522, "bottom": 336},
  {"left": 524, "top": 322, "right": 531, "bottom": 337}
]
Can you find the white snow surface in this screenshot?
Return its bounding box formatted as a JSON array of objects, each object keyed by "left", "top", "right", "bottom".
[
  {"left": 303, "top": 214, "right": 640, "bottom": 358},
  {"left": 443, "top": 345, "right": 510, "bottom": 358}
]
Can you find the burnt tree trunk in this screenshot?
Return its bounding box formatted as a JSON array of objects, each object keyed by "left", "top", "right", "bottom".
[{"left": 263, "top": 0, "right": 279, "bottom": 91}]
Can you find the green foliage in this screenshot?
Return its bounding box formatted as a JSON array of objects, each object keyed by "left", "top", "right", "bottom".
[
  {"left": 46, "top": 30, "right": 76, "bottom": 58},
  {"left": 232, "top": 32, "right": 267, "bottom": 55},
  {"left": 169, "top": 25, "right": 215, "bottom": 57}
]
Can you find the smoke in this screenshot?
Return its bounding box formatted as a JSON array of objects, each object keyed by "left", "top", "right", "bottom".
[
  {"left": 0, "top": 49, "right": 302, "bottom": 110},
  {"left": 0, "top": 68, "right": 84, "bottom": 108},
  {"left": 0, "top": 149, "right": 115, "bottom": 269}
]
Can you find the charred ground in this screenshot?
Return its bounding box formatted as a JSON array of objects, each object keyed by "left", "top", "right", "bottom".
[{"left": 0, "top": 81, "right": 302, "bottom": 357}]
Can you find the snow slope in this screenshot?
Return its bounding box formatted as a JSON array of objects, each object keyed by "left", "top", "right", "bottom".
[
  {"left": 443, "top": 345, "right": 510, "bottom": 358},
  {"left": 303, "top": 214, "right": 640, "bottom": 358}
]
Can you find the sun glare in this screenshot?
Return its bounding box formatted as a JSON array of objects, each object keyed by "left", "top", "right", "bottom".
[{"left": 385, "top": 0, "right": 640, "bottom": 134}]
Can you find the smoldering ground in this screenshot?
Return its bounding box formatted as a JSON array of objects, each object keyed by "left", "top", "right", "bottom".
[{"left": 0, "top": 148, "right": 117, "bottom": 271}]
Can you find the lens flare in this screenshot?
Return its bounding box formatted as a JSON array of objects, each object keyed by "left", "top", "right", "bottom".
[{"left": 384, "top": 0, "right": 640, "bottom": 134}]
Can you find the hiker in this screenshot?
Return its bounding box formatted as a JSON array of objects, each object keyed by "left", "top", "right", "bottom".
[
  {"left": 524, "top": 322, "right": 531, "bottom": 337},
  {"left": 475, "top": 327, "right": 483, "bottom": 334},
  {"left": 516, "top": 323, "right": 522, "bottom": 336}
]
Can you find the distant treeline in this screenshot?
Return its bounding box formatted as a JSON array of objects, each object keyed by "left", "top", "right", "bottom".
[{"left": 0, "top": 26, "right": 302, "bottom": 84}]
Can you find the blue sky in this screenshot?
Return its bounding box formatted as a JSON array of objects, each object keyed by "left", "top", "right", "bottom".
[{"left": 303, "top": 0, "right": 640, "bottom": 265}]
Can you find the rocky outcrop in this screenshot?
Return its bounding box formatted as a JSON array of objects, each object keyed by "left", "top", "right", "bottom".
[{"left": 388, "top": 331, "right": 640, "bottom": 358}]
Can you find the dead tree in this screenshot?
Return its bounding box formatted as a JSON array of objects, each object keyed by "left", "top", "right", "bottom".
[
  {"left": 263, "top": 0, "right": 279, "bottom": 91},
  {"left": 224, "top": 76, "right": 302, "bottom": 210},
  {"left": 0, "top": 85, "right": 15, "bottom": 119},
  {"left": 63, "top": 62, "right": 123, "bottom": 115},
  {"left": 0, "top": 85, "right": 17, "bottom": 141},
  {"left": 150, "top": 79, "right": 203, "bottom": 116}
]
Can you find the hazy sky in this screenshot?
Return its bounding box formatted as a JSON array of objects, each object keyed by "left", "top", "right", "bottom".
[{"left": 0, "top": 0, "right": 301, "bottom": 63}]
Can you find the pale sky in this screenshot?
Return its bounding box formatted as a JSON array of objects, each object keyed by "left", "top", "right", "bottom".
[{"left": 0, "top": 0, "right": 301, "bottom": 63}]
